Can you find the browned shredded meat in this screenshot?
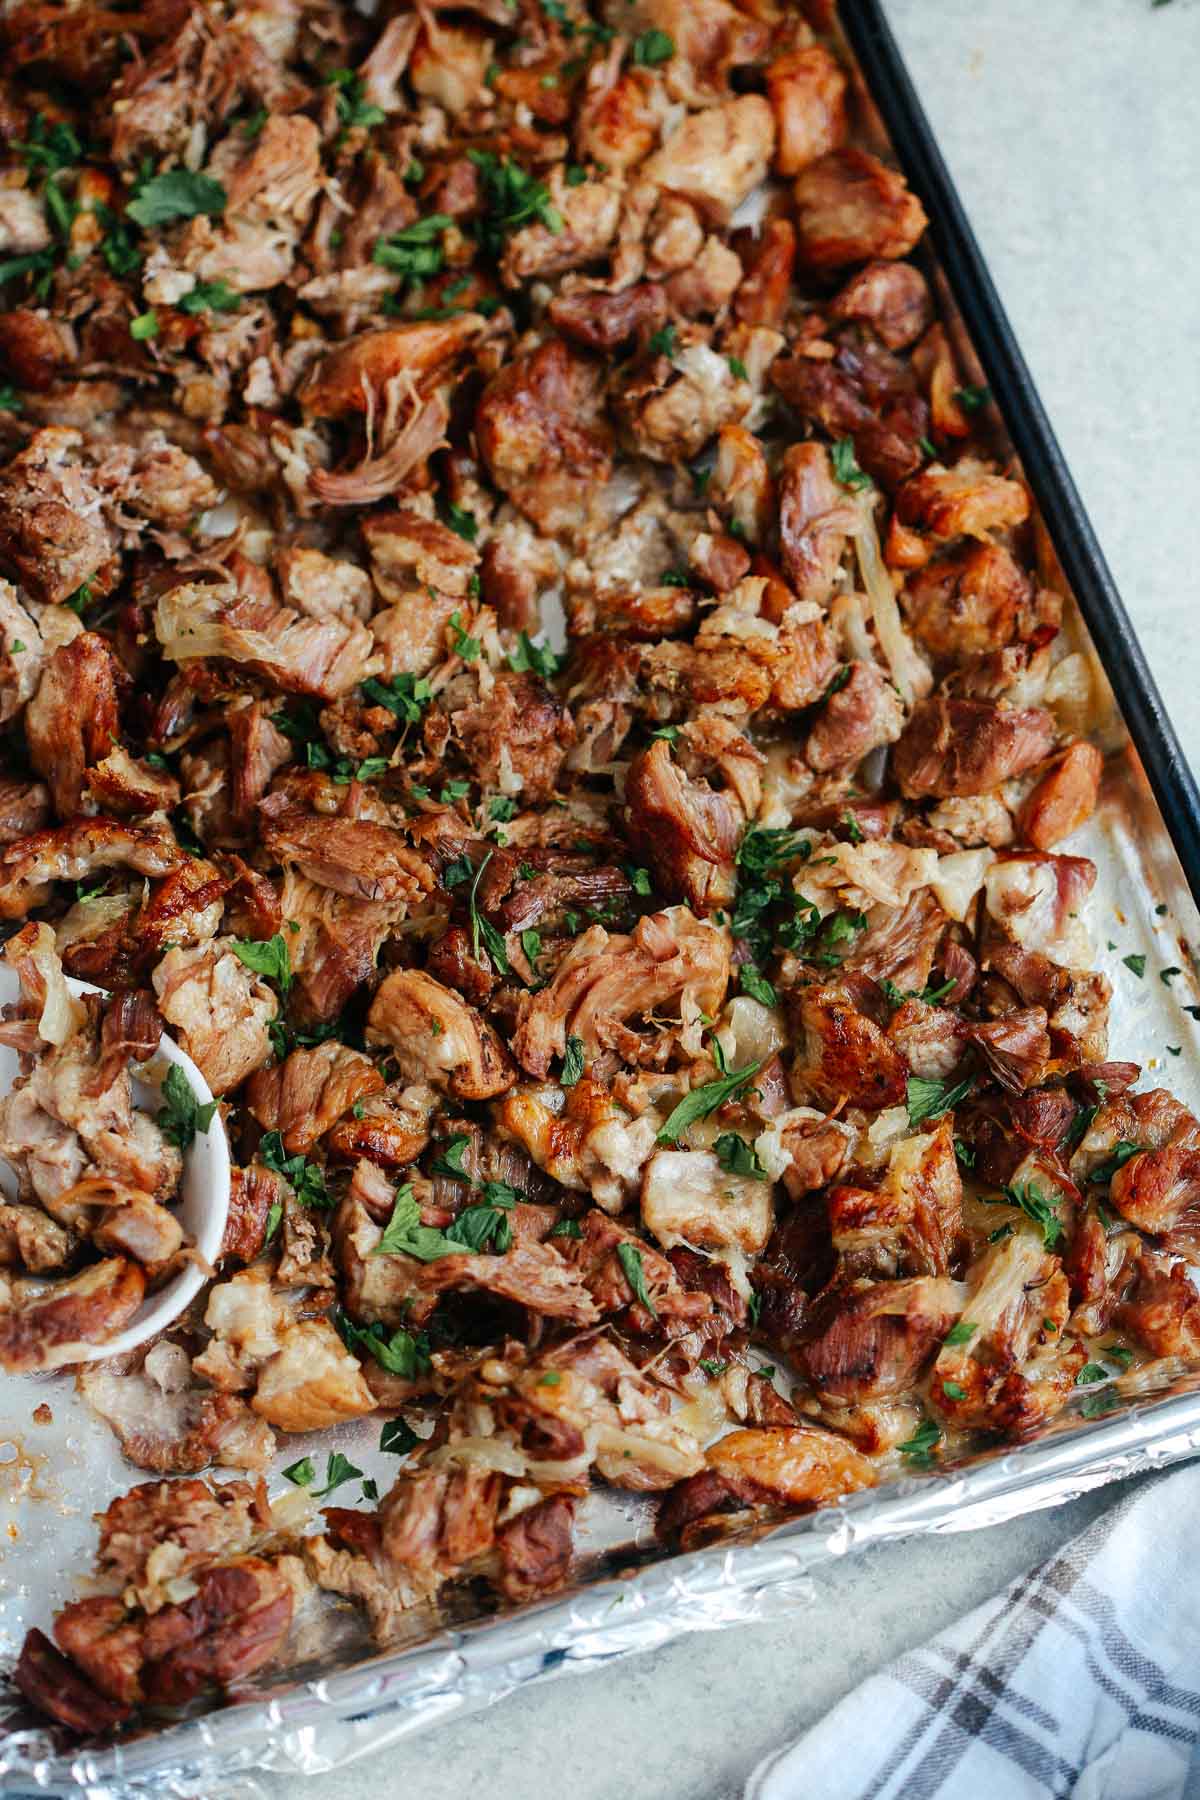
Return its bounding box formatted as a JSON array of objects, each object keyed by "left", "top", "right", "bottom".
[{"left": 0, "top": 1, "right": 1187, "bottom": 1746}]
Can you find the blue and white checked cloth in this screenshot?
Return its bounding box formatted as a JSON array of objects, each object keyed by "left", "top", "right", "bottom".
[{"left": 748, "top": 1467, "right": 1200, "bottom": 1800}]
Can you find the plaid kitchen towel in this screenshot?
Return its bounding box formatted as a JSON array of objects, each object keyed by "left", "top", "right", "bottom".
[{"left": 747, "top": 1466, "right": 1200, "bottom": 1800}]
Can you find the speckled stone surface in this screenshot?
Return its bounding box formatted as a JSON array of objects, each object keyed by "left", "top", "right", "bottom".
[{"left": 260, "top": 4, "right": 1200, "bottom": 1794}]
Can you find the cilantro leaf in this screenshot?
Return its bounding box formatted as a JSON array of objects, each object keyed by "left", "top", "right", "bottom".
[
  {"left": 468, "top": 849, "right": 509, "bottom": 974},
  {"left": 905, "top": 1073, "right": 974, "bottom": 1129},
  {"left": 831, "top": 436, "right": 871, "bottom": 490},
  {"left": 560, "top": 1034, "right": 585, "bottom": 1087},
  {"left": 988, "top": 1177, "right": 1063, "bottom": 1250},
  {"left": 898, "top": 1417, "right": 941, "bottom": 1469},
  {"left": 313, "top": 1451, "right": 363, "bottom": 1498},
  {"left": 127, "top": 171, "right": 227, "bottom": 229},
  {"left": 617, "top": 1241, "right": 657, "bottom": 1316},
  {"left": 507, "top": 631, "right": 563, "bottom": 679},
  {"left": 157, "top": 1063, "right": 218, "bottom": 1150},
  {"left": 631, "top": 29, "right": 675, "bottom": 64},
  {"left": 943, "top": 1320, "right": 977, "bottom": 1347},
  {"left": 360, "top": 672, "right": 433, "bottom": 724},
  {"left": 714, "top": 1132, "right": 767, "bottom": 1179},
  {"left": 259, "top": 1130, "right": 331, "bottom": 1209},
  {"left": 381, "top": 1417, "right": 421, "bottom": 1456},
  {"left": 282, "top": 1456, "right": 315, "bottom": 1487},
  {"left": 336, "top": 1311, "right": 431, "bottom": 1378},
  {"left": 178, "top": 279, "right": 240, "bottom": 315},
  {"left": 657, "top": 1057, "right": 763, "bottom": 1145},
  {"left": 232, "top": 933, "right": 292, "bottom": 995}
]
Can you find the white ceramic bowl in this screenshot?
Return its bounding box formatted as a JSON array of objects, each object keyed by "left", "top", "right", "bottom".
[{"left": 0, "top": 967, "right": 230, "bottom": 1362}]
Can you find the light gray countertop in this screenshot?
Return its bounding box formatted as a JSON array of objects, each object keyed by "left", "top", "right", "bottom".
[{"left": 263, "top": 4, "right": 1200, "bottom": 1795}]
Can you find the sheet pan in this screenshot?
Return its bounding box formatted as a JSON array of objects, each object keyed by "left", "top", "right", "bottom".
[{"left": 5, "top": 2, "right": 1200, "bottom": 1791}]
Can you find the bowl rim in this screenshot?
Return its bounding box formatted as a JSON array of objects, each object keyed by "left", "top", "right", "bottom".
[{"left": 0, "top": 970, "right": 230, "bottom": 1363}]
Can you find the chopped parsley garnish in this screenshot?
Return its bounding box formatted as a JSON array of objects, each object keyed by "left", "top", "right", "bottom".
[
  {"left": 360, "top": 672, "right": 433, "bottom": 723},
  {"left": 126, "top": 170, "right": 227, "bottom": 229},
  {"left": 232, "top": 933, "right": 292, "bottom": 995},
  {"left": 898, "top": 1416, "right": 941, "bottom": 1469},
  {"left": 469, "top": 150, "right": 562, "bottom": 258},
  {"left": 626, "top": 865, "right": 653, "bottom": 897},
  {"left": 313, "top": 1452, "right": 364, "bottom": 1498},
  {"left": 265, "top": 1200, "right": 283, "bottom": 1243},
  {"left": 448, "top": 607, "right": 481, "bottom": 660},
  {"left": 1122, "top": 953, "right": 1146, "bottom": 978},
  {"left": 617, "top": 1241, "right": 657, "bottom": 1316},
  {"left": 648, "top": 323, "right": 677, "bottom": 359},
  {"left": 337, "top": 1311, "right": 432, "bottom": 1378},
  {"left": 156, "top": 1064, "right": 218, "bottom": 1151},
  {"left": 657, "top": 1056, "right": 763, "bottom": 1145},
  {"left": 560, "top": 1034, "right": 585, "bottom": 1087},
  {"left": 381, "top": 1417, "right": 421, "bottom": 1456},
  {"left": 905, "top": 1073, "right": 974, "bottom": 1129},
  {"left": 1076, "top": 1363, "right": 1108, "bottom": 1386},
  {"left": 129, "top": 310, "right": 159, "bottom": 341},
  {"left": 831, "top": 436, "right": 871, "bottom": 491},
  {"left": 955, "top": 384, "right": 991, "bottom": 411},
  {"left": 727, "top": 355, "right": 749, "bottom": 380},
  {"left": 376, "top": 1177, "right": 514, "bottom": 1260},
  {"left": 1081, "top": 1391, "right": 1120, "bottom": 1419},
  {"left": 881, "top": 976, "right": 957, "bottom": 1007},
  {"left": 549, "top": 1217, "right": 583, "bottom": 1238},
  {"left": 14, "top": 114, "right": 84, "bottom": 176},
  {"left": 373, "top": 212, "right": 451, "bottom": 284},
  {"left": 324, "top": 67, "right": 386, "bottom": 132},
  {"left": 282, "top": 1456, "right": 315, "bottom": 1487},
  {"left": 259, "top": 1130, "right": 331, "bottom": 1209},
  {"left": 178, "top": 280, "right": 240, "bottom": 315},
  {"left": 631, "top": 29, "right": 675, "bottom": 64},
  {"left": 468, "top": 849, "right": 509, "bottom": 974},
  {"left": 441, "top": 503, "right": 479, "bottom": 545},
  {"left": 431, "top": 1133, "right": 472, "bottom": 1181},
  {"left": 739, "top": 964, "right": 777, "bottom": 1007},
  {"left": 1088, "top": 1140, "right": 1144, "bottom": 1186},
  {"left": 954, "top": 1138, "right": 976, "bottom": 1169},
  {"left": 942, "top": 1380, "right": 967, "bottom": 1401},
  {"left": 714, "top": 1132, "right": 767, "bottom": 1179},
  {"left": 988, "top": 1177, "right": 1063, "bottom": 1250},
  {"left": 0, "top": 386, "right": 23, "bottom": 413},
  {"left": 943, "top": 1320, "right": 977, "bottom": 1347},
  {"left": 508, "top": 631, "right": 563, "bottom": 679},
  {"left": 489, "top": 794, "right": 517, "bottom": 822},
  {"left": 1160, "top": 965, "right": 1182, "bottom": 984},
  {"left": 699, "top": 1358, "right": 729, "bottom": 1377}
]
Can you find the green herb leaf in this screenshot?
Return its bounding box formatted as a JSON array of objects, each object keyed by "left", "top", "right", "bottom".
[
  {"left": 560, "top": 1034, "right": 585, "bottom": 1087},
  {"left": 468, "top": 850, "right": 509, "bottom": 974},
  {"left": 314, "top": 1451, "right": 363, "bottom": 1498},
  {"left": 831, "top": 436, "right": 871, "bottom": 491},
  {"left": 15, "top": 114, "right": 84, "bottom": 176},
  {"left": 178, "top": 279, "right": 240, "bottom": 315},
  {"left": 507, "top": 631, "right": 563, "bottom": 679},
  {"left": 631, "top": 28, "right": 675, "bottom": 64},
  {"left": 943, "top": 1320, "right": 977, "bottom": 1346},
  {"left": 375, "top": 1182, "right": 459, "bottom": 1261},
  {"left": 282, "top": 1456, "right": 315, "bottom": 1487},
  {"left": 955, "top": 384, "right": 991, "bottom": 411},
  {"left": 898, "top": 1416, "right": 941, "bottom": 1469},
  {"left": 337, "top": 1311, "right": 431, "bottom": 1377},
  {"left": 714, "top": 1132, "right": 767, "bottom": 1180},
  {"left": 1088, "top": 1140, "right": 1144, "bottom": 1186},
  {"left": 648, "top": 323, "right": 677, "bottom": 359},
  {"left": 739, "top": 964, "right": 777, "bottom": 1007},
  {"left": 1122, "top": 953, "right": 1146, "bottom": 978},
  {"left": 264, "top": 1200, "right": 283, "bottom": 1243},
  {"left": 157, "top": 1063, "right": 218, "bottom": 1150},
  {"left": 129, "top": 310, "right": 159, "bottom": 341},
  {"left": 942, "top": 1380, "right": 968, "bottom": 1401},
  {"left": 360, "top": 672, "right": 433, "bottom": 724},
  {"left": 905, "top": 1073, "right": 975, "bottom": 1129},
  {"left": 232, "top": 933, "right": 292, "bottom": 995},
  {"left": 617, "top": 1240, "right": 657, "bottom": 1316},
  {"left": 1076, "top": 1363, "right": 1108, "bottom": 1386},
  {"left": 127, "top": 171, "right": 227, "bottom": 229},
  {"left": 381, "top": 1416, "right": 421, "bottom": 1456},
  {"left": 989, "top": 1177, "right": 1063, "bottom": 1250},
  {"left": 468, "top": 151, "right": 562, "bottom": 258},
  {"left": 549, "top": 1217, "right": 583, "bottom": 1239},
  {"left": 699, "top": 1358, "right": 729, "bottom": 1376},
  {"left": 259, "top": 1130, "right": 331, "bottom": 1209},
  {"left": 657, "top": 1057, "right": 763, "bottom": 1145}
]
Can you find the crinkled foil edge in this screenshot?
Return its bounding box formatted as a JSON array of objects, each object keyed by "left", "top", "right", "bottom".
[{"left": 5, "top": 1389, "right": 1200, "bottom": 1798}]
